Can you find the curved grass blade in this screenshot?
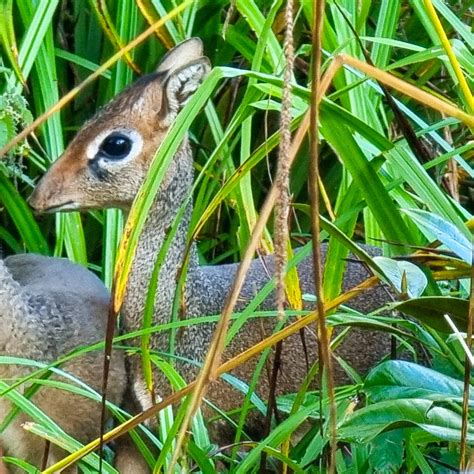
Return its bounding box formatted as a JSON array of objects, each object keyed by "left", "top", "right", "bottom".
[
  {"left": 0, "top": 0, "right": 26, "bottom": 85},
  {"left": 88, "top": 0, "right": 140, "bottom": 74},
  {"left": 0, "top": 173, "right": 48, "bottom": 254}
]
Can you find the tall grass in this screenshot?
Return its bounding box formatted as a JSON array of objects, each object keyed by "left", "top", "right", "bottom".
[{"left": 0, "top": 0, "right": 472, "bottom": 472}]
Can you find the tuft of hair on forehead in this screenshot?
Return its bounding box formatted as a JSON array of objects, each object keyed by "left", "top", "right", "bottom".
[{"left": 95, "top": 71, "right": 168, "bottom": 119}]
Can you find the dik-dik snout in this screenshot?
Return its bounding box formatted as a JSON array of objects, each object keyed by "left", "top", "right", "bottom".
[{"left": 30, "top": 38, "right": 210, "bottom": 214}]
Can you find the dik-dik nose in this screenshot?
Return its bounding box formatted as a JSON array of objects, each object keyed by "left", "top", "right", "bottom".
[
  {"left": 29, "top": 170, "right": 69, "bottom": 213},
  {"left": 29, "top": 150, "right": 89, "bottom": 213}
]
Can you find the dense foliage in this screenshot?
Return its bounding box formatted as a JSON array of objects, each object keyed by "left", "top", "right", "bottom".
[{"left": 0, "top": 0, "right": 472, "bottom": 472}]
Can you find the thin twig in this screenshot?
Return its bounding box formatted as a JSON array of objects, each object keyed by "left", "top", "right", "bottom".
[
  {"left": 40, "top": 441, "right": 50, "bottom": 471},
  {"left": 262, "top": 0, "right": 295, "bottom": 470}
]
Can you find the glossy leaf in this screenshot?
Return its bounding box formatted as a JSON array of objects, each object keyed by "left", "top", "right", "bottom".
[
  {"left": 374, "top": 256, "right": 428, "bottom": 298},
  {"left": 393, "top": 296, "right": 468, "bottom": 332},
  {"left": 365, "top": 360, "right": 469, "bottom": 404},
  {"left": 403, "top": 209, "right": 471, "bottom": 264},
  {"left": 338, "top": 398, "right": 474, "bottom": 444}
]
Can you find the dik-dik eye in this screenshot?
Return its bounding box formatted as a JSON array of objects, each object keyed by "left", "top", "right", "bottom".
[
  {"left": 99, "top": 133, "right": 132, "bottom": 160},
  {"left": 86, "top": 128, "right": 142, "bottom": 180}
]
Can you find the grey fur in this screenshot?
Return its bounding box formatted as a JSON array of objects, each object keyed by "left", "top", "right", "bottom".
[
  {"left": 121, "top": 139, "right": 392, "bottom": 441},
  {"left": 115, "top": 140, "right": 392, "bottom": 471},
  {"left": 0, "top": 255, "right": 125, "bottom": 472}
]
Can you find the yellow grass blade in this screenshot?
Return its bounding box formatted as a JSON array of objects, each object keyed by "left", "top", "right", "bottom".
[
  {"left": 136, "top": 0, "right": 174, "bottom": 49},
  {"left": 90, "top": 0, "right": 141, "bottom": 74},
  {"left": 337, "top": 54, "right": 474, "bottom": 128},
  {"left": 423, "top": 0, "right": 474, "bottom": 113},
  {"left": 285, "top": 242, "right": 303, "bottom": 311}
]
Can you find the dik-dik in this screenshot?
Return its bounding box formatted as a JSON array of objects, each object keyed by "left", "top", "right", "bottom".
[
  {"left": 30, "top": 39, "right": 392, "bottom": 464},
  {"left": 0, "top": 254, "right": 125, "bottom": 472}
]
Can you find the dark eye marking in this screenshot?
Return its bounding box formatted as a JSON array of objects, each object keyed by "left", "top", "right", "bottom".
[
  {"left": 99, "top": 133, "right": 132, "bottom": 160},
  {"left": 88, "top": 157, "right": 109, "bottom": 181}
]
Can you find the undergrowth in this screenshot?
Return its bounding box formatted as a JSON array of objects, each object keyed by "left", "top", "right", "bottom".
[{"left": 0, "top": 0, "right": 473, "bottom": 472}]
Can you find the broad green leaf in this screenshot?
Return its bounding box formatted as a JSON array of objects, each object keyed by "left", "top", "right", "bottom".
[
  {"left": 373, "top": 256, "right": 428, "bottom": 298},
  {"left": 403, "top": 209, "right": 471, "bottom": 264},
  {"left": 365, "top": 360, "right": 468, "bottom": 403},
  {"left": 392, "top": 296, "right": 468, "bottom": 332},
  {"left": 369, "top": 430, "right": 404, "bottom": 473},
  {"left": 338, "top": 398, "right": 474, "bottom": 444}
]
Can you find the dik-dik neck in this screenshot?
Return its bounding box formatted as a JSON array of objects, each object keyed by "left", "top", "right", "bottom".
[{"left": 122, "top": 140, "right": 200, "bottom": 330}]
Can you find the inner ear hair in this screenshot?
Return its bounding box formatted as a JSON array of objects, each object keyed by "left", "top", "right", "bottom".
[{"left": 160, "top": 58, "right": 211, "bottom": 126}]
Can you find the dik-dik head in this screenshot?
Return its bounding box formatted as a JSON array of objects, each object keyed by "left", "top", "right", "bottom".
[{"left": 30, "top": 38, "right": 210, "bottom": 212}]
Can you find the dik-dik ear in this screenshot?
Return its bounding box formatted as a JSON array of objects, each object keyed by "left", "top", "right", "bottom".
[
  {"left": 159, "top": 57, "right": 211, "bottom": 126},
  {"left": 156, "top": 39, "right": 210, "bottom": 126},
  {"left": 127, "top": 39, "right": 210, "bottom": 126}
]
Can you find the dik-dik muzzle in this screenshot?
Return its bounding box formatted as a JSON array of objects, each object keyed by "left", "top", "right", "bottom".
[{"left": 29, "top": 38, "right": 210, "bottom": 213}]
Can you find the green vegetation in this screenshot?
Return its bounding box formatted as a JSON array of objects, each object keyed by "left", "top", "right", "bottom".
[{"left": 0, "top": 0, "right": 472, "bottom": 472}]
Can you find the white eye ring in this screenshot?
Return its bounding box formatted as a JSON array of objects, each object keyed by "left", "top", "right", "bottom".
[{"left": 86, "top": 128, "right": 143, "bottom": 164}]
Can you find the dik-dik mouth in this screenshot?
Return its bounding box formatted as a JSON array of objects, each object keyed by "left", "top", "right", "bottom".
[{"left": 29, "top": 199, "right": 78, "bottom": 214}]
